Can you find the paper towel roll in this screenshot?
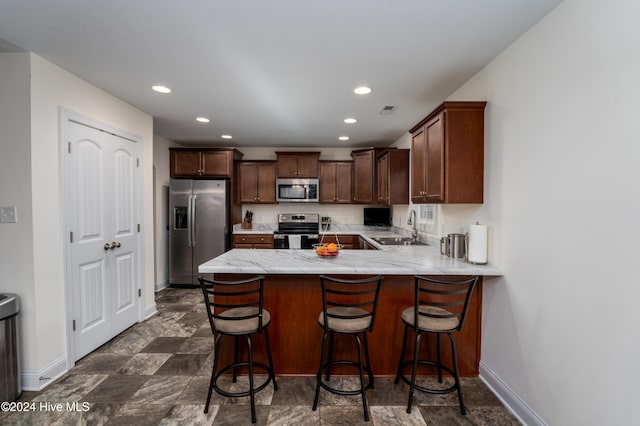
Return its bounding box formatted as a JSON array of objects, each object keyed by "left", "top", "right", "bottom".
[{"left": 467, "top": 224, "right": 488, "bottom": 264}]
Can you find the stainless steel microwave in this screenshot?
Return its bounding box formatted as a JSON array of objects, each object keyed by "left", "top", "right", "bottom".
[{"left": 276, "top": 178, "right": 319, "bottom": 203}]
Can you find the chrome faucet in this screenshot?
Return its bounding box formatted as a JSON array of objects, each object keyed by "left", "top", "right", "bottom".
[{"left": 408, "top": 209, "right": 418, "bottom": 242}]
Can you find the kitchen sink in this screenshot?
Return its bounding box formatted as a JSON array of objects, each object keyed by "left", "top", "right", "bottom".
[{"left": 371, "top": 236, "right": 428, "bottom": 246}]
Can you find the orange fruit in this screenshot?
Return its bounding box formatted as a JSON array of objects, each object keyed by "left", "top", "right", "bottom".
[
  {"left": 316, "top": 245, "right": 326, "bottom": 255},
  {"left": 327, "top": 243, "right": 338, "bottom": 252}
]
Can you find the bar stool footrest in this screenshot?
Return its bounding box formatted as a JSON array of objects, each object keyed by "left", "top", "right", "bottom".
[
  {"left": 397, "top": 360, "right": 458, "bottom": 395},
  {"left": 213, "top": 361, "right": 275, "bottom": 398},
  {"left": 318, "top": 360, "right": 374, "bottom": 395}
]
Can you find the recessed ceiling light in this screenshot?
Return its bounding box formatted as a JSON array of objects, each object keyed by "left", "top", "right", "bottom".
[
  {"left": 152, "top": 85, "right": 171, "bottom": 94},
  {"left": 344, "top": 117, "right": 357, "bottom": 124},
  {"left": 196, "top": 117, "right": 210, "bottom": 123},
  {"left": 221, "top": 134, "right": 232, "bottom": 139},
  {"left": 339, "top": 136, "right": 349, "bottom": 141},
  {"left": 354, "top": 86, "right": 372, "bottom": 95}
]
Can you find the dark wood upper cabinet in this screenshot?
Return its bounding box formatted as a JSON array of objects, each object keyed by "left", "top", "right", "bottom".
[
  {"left": 170, "top": 148, "right": 243, "bottom": 178},
  {"left": 275, "top": 152, "right": 320, "bottom": 178},
  {"left": 319, "top": 161, "right": 352, "bottom": 204},
  {"left": 350, "top": 149, "right": 376, "bottom": 204},
  {"left": 237, "top": 161, "right": 276, "bottom": 204},
  {"left": 352, "top": 148, "right": 402, "bottom": 204},
  {"left": 376, "top": 149, "right": 409, "bottom": 205},
  {"left": 410, "top": 101, "right": 486, "bottom": 204}
]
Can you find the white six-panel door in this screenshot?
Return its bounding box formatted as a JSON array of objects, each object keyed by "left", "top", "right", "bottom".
[{"left": 66, "top": 118, "right": 140, "bottom": 360}]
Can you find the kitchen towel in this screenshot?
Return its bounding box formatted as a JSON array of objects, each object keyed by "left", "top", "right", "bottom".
[
  {"left": 467, "top": 223, "right": 488, "bottom": 264},
  {"left": 288, "top": 234, "right": 302, "bottom": 249}
]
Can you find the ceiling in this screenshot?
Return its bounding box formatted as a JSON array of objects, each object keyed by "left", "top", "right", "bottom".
[{"left": 0, "top": 0, "right": 563, "bottom": 148}]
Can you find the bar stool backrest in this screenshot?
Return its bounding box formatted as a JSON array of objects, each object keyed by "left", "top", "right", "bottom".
[
  {"left": 199, "top": 275, "right": 266, "bottom": 335},
  {"left": 319, "top": 275, "right": 384, "bottom": 333},
  {"left": 413, "top": 275, "right": 479, "bottom": 332}
]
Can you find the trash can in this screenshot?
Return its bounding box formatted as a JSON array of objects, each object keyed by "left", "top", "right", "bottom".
[{"left": 0, "top": 293, "right": 20, "bottom": 402}]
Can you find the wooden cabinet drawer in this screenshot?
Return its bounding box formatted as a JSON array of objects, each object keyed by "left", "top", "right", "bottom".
[{"left": 233, "top": 234, "right": 274, "bottom": 248}]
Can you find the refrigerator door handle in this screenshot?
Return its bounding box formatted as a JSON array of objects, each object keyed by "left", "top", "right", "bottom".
[
  {"left": 187, "top": 194, "right": 193, "bottom": 247},
  {"left": 191, "top": 194, "right": 198, "bottom": 246}
]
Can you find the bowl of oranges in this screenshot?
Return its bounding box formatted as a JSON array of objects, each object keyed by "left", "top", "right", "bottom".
[{"left": 313, "top": 242, "right": 342, "bottom": 257}]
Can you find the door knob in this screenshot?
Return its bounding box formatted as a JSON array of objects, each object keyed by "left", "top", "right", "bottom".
[
  {"left": 104, "top": 243, "right": 111, "bottom": 251},
  {"left": 109, "top": 241, "right": 121, "bottom": 250}
]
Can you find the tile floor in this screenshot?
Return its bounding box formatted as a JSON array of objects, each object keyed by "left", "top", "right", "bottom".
[{"left": 0, "top": 287, "right": 520, "bottom": 425}]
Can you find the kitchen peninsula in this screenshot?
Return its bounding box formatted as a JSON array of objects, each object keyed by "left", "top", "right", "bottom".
[{"left": 198, "top": 236, "right": 502, "bottom": 377}]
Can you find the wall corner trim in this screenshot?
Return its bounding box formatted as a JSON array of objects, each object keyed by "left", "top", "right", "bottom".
[
  {"left": 144, "top": 304, "right": 158, "bottom": 320},
  {"left": 479, "top": 361, "right": 548, "bottom": 426}
]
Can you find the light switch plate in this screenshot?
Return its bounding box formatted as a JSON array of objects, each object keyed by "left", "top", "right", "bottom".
[{"left": 0, "top": 206, "right": 17, "bottom": 223}]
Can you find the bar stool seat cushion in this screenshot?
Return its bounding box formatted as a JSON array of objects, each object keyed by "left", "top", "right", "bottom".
[
  {"left": 318, "top": 307, "right": 371, "bottom": 332},
  {"left": 214, "top": 307, "right": 271, "bottom": 334},
  {"left": 401, "top": 306, "right": 459, "bottom": 332}
]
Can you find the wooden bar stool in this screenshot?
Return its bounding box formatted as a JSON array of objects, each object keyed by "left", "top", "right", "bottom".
[
  {"left": 312, "top": 275, "right": 383, "bottom": 422},
  {"left": 199, "top": 275, "right": 278, "bottom": 424},
  {"left": 395, "top": 275, "right": 478, "bottom": 415}
]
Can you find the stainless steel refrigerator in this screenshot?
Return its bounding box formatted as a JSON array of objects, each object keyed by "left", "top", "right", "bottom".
[{"left": 169, "top": 179, "right": 230, "bottom": 286}]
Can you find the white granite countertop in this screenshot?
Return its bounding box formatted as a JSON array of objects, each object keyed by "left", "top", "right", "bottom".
[{"left": 200, "top": 235, "right": 502, "bottom": 276}]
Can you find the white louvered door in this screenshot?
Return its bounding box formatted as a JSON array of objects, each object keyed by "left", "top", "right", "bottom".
[{"left": 66, "top": 119, "right": 140, "bottom": 360}]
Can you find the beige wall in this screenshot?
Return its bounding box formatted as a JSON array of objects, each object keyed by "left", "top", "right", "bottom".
[
  {"left": 0, "top": 52, "right": 36, "bottom": 379},
  {"left": 153, "top": 134, "right": 181, "bottom": 290},
  {"left": 436, "top": 1, "right": 639, "bottom": 424},
  {"left": 0, "top": 53, "right": 155, "bottom": 389}
]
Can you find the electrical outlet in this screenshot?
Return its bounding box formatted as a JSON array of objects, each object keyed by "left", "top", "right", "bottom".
[{"left": 0, "top": 206, "right": 17, "bottom": 223}]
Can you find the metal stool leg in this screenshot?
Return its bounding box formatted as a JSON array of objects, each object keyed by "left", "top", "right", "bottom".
[
  {"left": 325, "top": 332, "right": 335, "bottom": 380},
  {"left": 355, "top": 334, "right": 370, "bottom": 422},
  {"left": 407, "top": 331, "right": 423, "bottom": 414},
  {"left": 362, "top": 332, "right": 374, "bottom": 389},
  {"left": 313, "top": 332, "right": 329, "bottom": 411},
  {"left": 395, "top": 324, "right": 409, "bottom": 384},
  {"left": 264, "top": 327, "right": 278, "bottom": 391},
  {"left": 247, "top": 335, "right": 257, "bottom": 424},
  {"left": 205, "top": 334, "right": 222, "bottom": 413},
  {"left": 233, "top": 335, "right": 239, "bottom": 383},
  {"left": 436, "top": 333, "right": 443, "bottom": 383},
  {"left": 448, "top": 333, "right": 466, "bottom": 415}
]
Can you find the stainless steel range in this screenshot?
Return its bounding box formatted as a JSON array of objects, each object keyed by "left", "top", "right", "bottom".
[{"left": 273, "top": 213, "right": 320, "bottom": 249}]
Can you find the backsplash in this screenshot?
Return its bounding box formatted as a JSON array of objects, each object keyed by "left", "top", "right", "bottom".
[{"left": 240, "top": 204, "right": 370, "bottom": 226}]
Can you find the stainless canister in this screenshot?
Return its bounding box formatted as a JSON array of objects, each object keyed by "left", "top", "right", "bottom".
[{"left": 447, "top": 233, "right": 466, "bottom": 258}]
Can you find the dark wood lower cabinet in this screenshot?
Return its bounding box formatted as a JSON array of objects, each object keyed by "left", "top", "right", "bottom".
[
  {"left": 319, "top": 234, "right": 357, "bottom": 249},
  {"left": 213, "top": 274, "right": 482, "bottom": 376},
  {"left": 232, "top": 234, "right": 274, "bottom": 248}
]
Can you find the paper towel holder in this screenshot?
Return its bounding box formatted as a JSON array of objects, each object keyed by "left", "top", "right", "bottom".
[{"left": 465, "top": 222, "right": 488, "bottom": 265}]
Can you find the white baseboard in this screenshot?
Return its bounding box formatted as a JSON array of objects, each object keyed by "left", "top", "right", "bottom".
[
  {"left": 21, "top": 355, "right": 68, "bottom": 391},
  {"left": 144, "top": 303, "right": 158, "bottom": 320},
  {"left": 479, "top": 361, "right": 548, "bottom": 426},
  {"left": 155, "top": 280, "right": 169, "bottom": 292}
]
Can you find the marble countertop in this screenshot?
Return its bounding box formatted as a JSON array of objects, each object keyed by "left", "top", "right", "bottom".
[{"left": 200, "top": 227, "right": 502, "bottom": 276}]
